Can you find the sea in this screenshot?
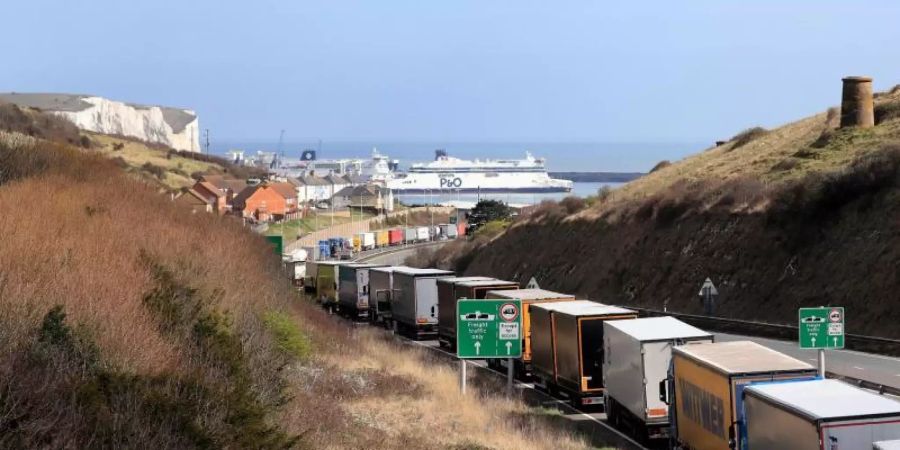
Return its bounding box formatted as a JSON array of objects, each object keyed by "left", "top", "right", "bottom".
[{"left": 211, "top": 140, "right": 701, "bottom": 206}]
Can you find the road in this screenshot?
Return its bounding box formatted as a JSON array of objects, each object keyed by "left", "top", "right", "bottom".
[
  {"left": 363, "top": 245, "right": 900, "bottom": 392},
  {"left": 717, "top": 333, "right": 900, "bottom": 391}
]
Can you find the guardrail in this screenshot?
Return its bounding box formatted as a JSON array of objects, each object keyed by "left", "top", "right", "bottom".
[{"left": 627, "top": 306, "right": 900, "bottom": 357}]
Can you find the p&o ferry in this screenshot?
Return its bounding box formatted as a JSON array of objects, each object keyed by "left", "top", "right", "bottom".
[{"left": 386, "top": 150, "right": 572, "bottom": 194}]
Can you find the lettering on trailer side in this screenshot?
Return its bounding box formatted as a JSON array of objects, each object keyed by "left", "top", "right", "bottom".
[{"left": 679, "top": 378, "right": 725, "bottom": 439}]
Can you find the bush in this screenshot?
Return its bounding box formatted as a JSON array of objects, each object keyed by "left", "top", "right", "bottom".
[
  {"left": 0, "top": 102, "right": 83, "bottom": 146},
  {"left": 729, "top": 127, "right": 769, "bottom": 150},
  {"left": 263, "top": 311, "right": 311, "bottom": 361},
  {"left": 875, "top": 101, "right": 900, "bottom": 125},
  {"left": 474, "top": 220, "right": 510, "bottom": 239},
  {"left": 649, "top": 160, "right": 671, "bottom": 173},
  {"left": 772, "top": 144, "right": 900, "bottom": 219},
  {"left": 558, "top": 196, "right": 586, "bottom": 215},
  {"left": 140, "top": 162, "right": 167, "bottom": 180}
]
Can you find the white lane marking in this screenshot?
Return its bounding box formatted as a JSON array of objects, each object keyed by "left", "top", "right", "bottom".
[{"left": 854, "top": 366, "right": 865, "bottom": 370}]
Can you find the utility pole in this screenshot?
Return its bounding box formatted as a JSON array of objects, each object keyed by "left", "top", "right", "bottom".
[{"left": 204, "top": 129, "right": 210, "bottom": 154}]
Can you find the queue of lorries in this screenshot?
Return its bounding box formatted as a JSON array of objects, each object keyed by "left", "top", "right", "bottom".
[
  {"left": 303, "top": 262, "right": 900, "bottom": 450},
  {"left": 311, "top": 223, "right": 461, "bottom": 260}
]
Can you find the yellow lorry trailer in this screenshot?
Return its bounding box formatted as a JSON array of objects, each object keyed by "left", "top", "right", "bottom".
[{"left": 669, "top": 340, "right": 818, "bottom": 450}]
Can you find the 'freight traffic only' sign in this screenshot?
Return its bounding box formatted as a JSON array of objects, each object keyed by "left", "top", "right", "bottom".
[
  {"left": 799, "top": 307, "right": 845, "bottom": 349},
  {"left": 456, "top": 299, "right": 522, "bottom": 359}
]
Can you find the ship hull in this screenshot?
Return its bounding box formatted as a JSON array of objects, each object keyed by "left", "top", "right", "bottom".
[{"left": 390, "top": 186, "right": 572, "bottom": 194}]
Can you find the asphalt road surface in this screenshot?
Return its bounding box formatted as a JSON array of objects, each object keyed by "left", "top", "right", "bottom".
[{"left": 363, "top": 245, "right": 900, "bottom": 393}]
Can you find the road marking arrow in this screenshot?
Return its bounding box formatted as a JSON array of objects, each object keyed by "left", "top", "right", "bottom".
[
  {"left": 506, "top": 341, "right": 512, "bottom": 355},
  {"left": 474, "top": 342, "right": 481, "bottom": 356}
]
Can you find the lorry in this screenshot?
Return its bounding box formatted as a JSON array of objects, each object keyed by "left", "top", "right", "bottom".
[
  {"left": 439, "top": 223, "right": 458, "bottom": 239},
  {"left": 362, "top": 232, "right": 376, "bottom": 250},
  {"left": 317, "top": 240, "right": 331, "bottom": 259},
  {"left": 376, "top": 230, "right": 389, "bottom": 248},
  {"left": 315, "top": 261, "right": 344, "bottom": 310},
  {"left": 484, "top": 289, "right": 575, "bottom": 376},
  {"left": 388, "top": 228, "right": 403, "bottom": 245},
  {"left": 337, "top": 263, "right": 386, "bottom": 319},
  {"left": 743, "top": 379, "right": 900, "bottom": 450},
  {"left": 390, "top": 267, "right": 454, "bottom": 338},
  {"left": 437, "top": 278, "right": 517, "bottom": 350},
  {"left": 304, "top": 260, "right": 320, "bottom": 293},
  {"left": 602, "top": 317, "right": 713, "bottom": 442},
  {"left": 404, "top": 227, "right": 417, "bottom": 243},
  {"left": 530, "top": 300, "right": 637, "bottom": 408},
  {"left": 416, "top": 226, "right": 430, "bottom": 242},
  {"left": 669, "top": 340, "right": 818, "bottom": 450},
  {"left": 368, "top": 266, "right": 409, "bottom": 326}
]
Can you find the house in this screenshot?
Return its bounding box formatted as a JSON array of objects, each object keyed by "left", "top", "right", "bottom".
[
  {"left": 331, "top": 184, "right": 394, "bottom": 213},
  {"left": 233, "top": 182, "right": 301, "bottom": 222},
  {"left": 295, "top": 175, "right": 330, "bottom": 204},
  {"left": 174, "top": 188, "right": 214, "bottom": 213},
  {"left": 323, "top": 174, "right": 349, "bottom": 202},
  {"left": 196, "top": 175, "right": 247, "bottom": 213},
  {"left": 191, "top": 180, "right": 226, "bottom": 213},
  {"left": 344, "top": 173, "right": 368, "bottom": 187}
]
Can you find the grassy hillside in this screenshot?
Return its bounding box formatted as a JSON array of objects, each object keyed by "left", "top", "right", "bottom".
[
  {"left": 441, "top": 87, "right": 900, "bottom": 338},
  {"left": 0, "top": 115, "right": 593, "bottom": 448}
]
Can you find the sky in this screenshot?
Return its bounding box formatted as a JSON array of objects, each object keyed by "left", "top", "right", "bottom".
[{"left": 2, "top": 1, "right": 900, "bottom": 149}]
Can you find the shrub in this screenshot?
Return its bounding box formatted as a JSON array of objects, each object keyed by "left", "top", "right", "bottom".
[
  {"left": 0, "top": 102, "right": 83, "bottom": 145},
  {"left": 649, "top": 160, "right": 671, "bottom": 173},
  {"left": 559, "top": 196, "right": 586, "bottom": 215},
  {"left": 875, "top": 101, "right": 900, "bottom": 125},
  {"left": 474, "top": 220, "right": 510, "bottom": 239},
  {"left": 140, "top": 162, "right": 167, "bottom": 180},
  {"left": 772, "top": 144, "right": 900, "bottom": 219},
  {"left": 729, "top": 127, "right": 769, "bottom": 150},
  {"left": 263, "top": 311, "right": 312, "bottom": 361}
]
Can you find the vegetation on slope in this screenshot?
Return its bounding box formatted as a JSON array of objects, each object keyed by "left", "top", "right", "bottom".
[
  {"left": 438, "top": 87, "right": 900, "bottom": 337},
  {"left": 0, "top": 113, "right": 594, "bottom": 448}
]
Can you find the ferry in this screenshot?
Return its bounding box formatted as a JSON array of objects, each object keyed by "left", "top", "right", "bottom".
[{"left": 386, "top": 150, "right": 572, "bottom": 194}]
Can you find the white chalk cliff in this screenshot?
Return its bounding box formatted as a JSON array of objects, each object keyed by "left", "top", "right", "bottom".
[{"left": 0, "top": 93, "right": 200, "bottom": 152}]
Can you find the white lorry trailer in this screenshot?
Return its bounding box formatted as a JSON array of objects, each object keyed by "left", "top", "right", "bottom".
[
  {"left": 875, "top": 440, "right": 900, "bottom": 450},
  {"left": 602, "top": 317, "right": 713, "bottom": 442},
  {"left": 744, "top": 379, "right": 900, "bottom": 450},
  {"left": 390, "top": 267, "right": 454, "bottom": 338},
  {"left": 415, "top": 226, "right": 430, "bottom": 242}
]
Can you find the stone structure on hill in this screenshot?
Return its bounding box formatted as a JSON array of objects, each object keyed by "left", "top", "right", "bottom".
[
  {"left": 840, "top": 76, "right": 875, "bottom": 129},
  {"left": 0, "top": 93, "right": 200, "bottom": 151}
]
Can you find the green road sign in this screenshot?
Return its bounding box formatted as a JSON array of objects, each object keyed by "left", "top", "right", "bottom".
[
  {"left": 457, "top": 299, "right": 522, "bottom": 359},
  {"left": 265, "top": 235, "right": 283, "bottom": 256},
  {"left": 799, "top": 307, "right": 844, "bottom": 349}
]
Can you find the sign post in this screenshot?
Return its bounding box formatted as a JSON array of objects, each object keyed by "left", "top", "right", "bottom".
[
  {"left": 799, "top": 307, "right": 845, "bottom": 377},
  {"left": 698, "top": 278, "right": 719, "bottom": 316},
  {"left": 457, "top": 299, "right": 523, "bottom": 395}
]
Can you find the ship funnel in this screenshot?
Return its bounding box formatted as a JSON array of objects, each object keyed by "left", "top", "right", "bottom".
[{"left": 435, "top": 149, "right": 447, "bottom": 160}]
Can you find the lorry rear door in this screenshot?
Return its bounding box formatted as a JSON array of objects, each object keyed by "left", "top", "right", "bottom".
[
  {"left": 580, "top": 318, "right": 605, "bottom": 390},
  {"left": 415, "top": 278, "right": 439, "bottom": 324}
]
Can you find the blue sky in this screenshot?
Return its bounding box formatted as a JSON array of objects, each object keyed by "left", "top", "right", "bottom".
[{"left": 2, "top": 1, "right": 900, "bottom": 144}]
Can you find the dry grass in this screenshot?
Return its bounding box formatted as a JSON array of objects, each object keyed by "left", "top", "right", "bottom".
[
  {"left": 579, "top": 88, "right": 900, "bottom": 221},
  {"left": 0, "top": 131, "right": 599, "bottom": 448},
  {"left": 284, "top": 327, "right": 590, "bottom": 450},
  {"left": 89, "top": 133, "right": 221, "bottom": 189}
]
